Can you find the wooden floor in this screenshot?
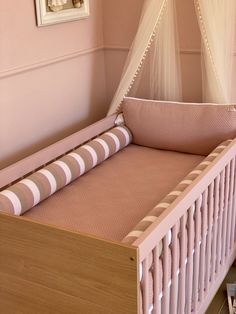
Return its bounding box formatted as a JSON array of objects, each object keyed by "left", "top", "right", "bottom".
[{"left": 206, "top": 266, "right": 236, "bottom": 314}]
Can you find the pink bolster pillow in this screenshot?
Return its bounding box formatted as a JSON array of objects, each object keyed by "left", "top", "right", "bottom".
[{"left": 123, "top": 97, "right": 236, "bottom": 156}]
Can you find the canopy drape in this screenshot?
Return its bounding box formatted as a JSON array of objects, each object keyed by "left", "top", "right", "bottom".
[
  {"left": 129, "top": 0, "right": 182, "bottom": 102},
  {"left": 194, "top": 0, "right": 236, "bottom": 103},
  {"left": 108, "top": 0, "right": 180, "bottom": 115}
]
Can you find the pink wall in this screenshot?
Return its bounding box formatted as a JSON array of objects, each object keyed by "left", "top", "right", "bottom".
[{"left": 0, "top": 0, "right": 107, "bottom": 168}]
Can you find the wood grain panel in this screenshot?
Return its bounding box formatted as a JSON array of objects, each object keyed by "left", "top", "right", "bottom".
[{"left": 0, "top": 213, "right": 138, "bottom": 314}]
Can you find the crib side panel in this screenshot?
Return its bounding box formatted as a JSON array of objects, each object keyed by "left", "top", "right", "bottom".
[
  {"left": 136, "top": 139, "right": 236, "bottom": 314},
  {"left": 0, "top": 213, "right": 138, "bottom": 314}
]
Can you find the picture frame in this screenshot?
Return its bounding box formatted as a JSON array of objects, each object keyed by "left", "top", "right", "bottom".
[{"left": 35, "top": 0, "right": 90, "bottom": 27}]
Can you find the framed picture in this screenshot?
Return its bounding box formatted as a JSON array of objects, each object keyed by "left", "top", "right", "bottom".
[{"left": 35, "top": 0, "right": 90, "bottom": 27}]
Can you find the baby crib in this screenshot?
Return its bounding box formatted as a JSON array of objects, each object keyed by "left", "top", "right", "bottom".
[{"left": 0, "top": 98, "right": 236, "bottom": 314}]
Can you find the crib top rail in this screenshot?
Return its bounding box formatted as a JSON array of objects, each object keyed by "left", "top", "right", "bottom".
[
  {"left": 0, "top": 114, "right": 117, "bottom": 190},
  {"left": 134, "top": 137, "right": 236, "bottom": 261}
]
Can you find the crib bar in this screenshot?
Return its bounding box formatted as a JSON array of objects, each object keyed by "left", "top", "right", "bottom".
[
  {"left": 170, "top": 224, "right": 178, "bottom": 314},
  {"left": 230, "top": 158, "right": 236, "bottom": 249},
  {"left": 216, "top": 170, "right": 225, "bottom": 273},
  {"left": 179, "top": 213, "right": 187, "bottom": 314},
  {"left": 234, "top": 160, "right": 236, "bottom": 244},
  {"left": 192, "top": 197, "right": 201, "bottom": 311},
  {"left": 205, "top": 182, "right": 214, "bottom": 293},
  {"left": 222, "top": 164, "right": 230, "bottom": 265},
  {"left": 227, "top": 159, "right": 235, "bottom": 254},
  {"left": 225, "top": 161, "right": 234, "bottom": 257},
  {"left": 153, "top": 246, "right": 160, "bottom": 314},
  {"left": 199, "top": 189, "right": 208, "bottom": 302},
  {"left": 162, "top": 235, "right": 170, "bottom": 313},
  {"left": 142, "top": 259, "right": 150, "bottom": 314},
  {"left": 211, "top": 175, "right": 220, "bottom": 282},
  {"left": 186, "top": 205, "right": 194, "bottom": 314}
]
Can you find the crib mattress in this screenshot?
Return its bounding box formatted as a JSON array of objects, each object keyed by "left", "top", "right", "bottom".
[{"left": 23, "top": 144, "right": 204, "bottom": 241}]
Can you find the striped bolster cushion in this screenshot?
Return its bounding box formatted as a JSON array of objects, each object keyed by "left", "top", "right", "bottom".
[
  {"left": 0, "top": 126, "right": 132, "bottom": 216},
  {"left": 123, "top": 139, "right": 233, "bottom": 244}
]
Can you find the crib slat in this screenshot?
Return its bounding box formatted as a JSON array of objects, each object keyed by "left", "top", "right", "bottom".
[
  {"left": 227, "top": 158, "right": 235, "bottom": 253},
  {"left": 205, "top": 182, "right": 214, "bottom": 292},
  {"left": 179, "top": 213, "right": 187, "bottom": 314},
  {"left": 222, "top": 164, "right": 230, "bottom": 265},
  {"left": 216, "top": 170, "right": 225, "bottom": 273},
  {"left": 234, "top": 157, "right": 236, "bottom": 244},
  {"left": 153, "top": 246, "right": 160, "bottom": 314},
  {"left": 162, "top": 235, "right": 170, "bottom": 314},
  {"left": 199, "top": 189, "right": 208, "bottom": 302},
  {"left": 186, "top": 205, "right": 194, "bottom": 314},
  {"left": 230, "top": 157, "right": 236, "bottom": 249},
  {"left": 211, "top": 175, "right": 220, "bottom": 281},
  {"left": 193, "top": 198, "right": 201, "bottom": 311},
  {"left": 170, "top": 224, "right": 178, "bottom": 314},
  {"left": 226, "top": 160, "right": 234, "bottom": 257},
  {"left": 142, "top": 259, "right": 150, "bottom": 314}
]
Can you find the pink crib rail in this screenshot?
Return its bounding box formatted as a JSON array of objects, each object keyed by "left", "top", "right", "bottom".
[{"left": 135, "top": 138, "right": 236, "bottom": 314}]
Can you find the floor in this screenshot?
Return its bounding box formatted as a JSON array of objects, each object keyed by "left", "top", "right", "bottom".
[{"left": 206, "top": 266, "right": 236, "bottom": 313}]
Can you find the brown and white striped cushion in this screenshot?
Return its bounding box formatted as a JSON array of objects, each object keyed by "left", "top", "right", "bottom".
[
  {"left": 123, "top": 139, "right": 233, "bottom": 244},
  {"left": 0, "top": 126, "right": 132, "bottom": 216}
]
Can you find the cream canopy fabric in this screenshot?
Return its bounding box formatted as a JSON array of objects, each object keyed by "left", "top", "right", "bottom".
[
  {"left": 108, "top": 0, "right": 171, "bottom": 115},
  {"left": 107, "top": 0, "right": 236, "bottom": 115},
  {"left": 129, "top": 0, "right": 182, "bottom": 102}
]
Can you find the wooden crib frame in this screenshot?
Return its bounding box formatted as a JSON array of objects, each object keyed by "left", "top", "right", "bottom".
[{"left": 0, "top": 115, "right": 236, "bottom": 314}]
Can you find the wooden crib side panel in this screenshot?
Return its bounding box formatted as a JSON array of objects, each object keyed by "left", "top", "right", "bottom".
[{"left": 0, "top": 213, "right": 138, "bottom": 314}]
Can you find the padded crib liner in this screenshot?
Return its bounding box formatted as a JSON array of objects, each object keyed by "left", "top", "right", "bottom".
[{"left": 22, "top": 145, "right": 204, "bottom": 241}]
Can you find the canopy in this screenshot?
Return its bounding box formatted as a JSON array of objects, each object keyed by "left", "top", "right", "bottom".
[{"left": 107, "top": 0, "right": 236, "bottom": 115}]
